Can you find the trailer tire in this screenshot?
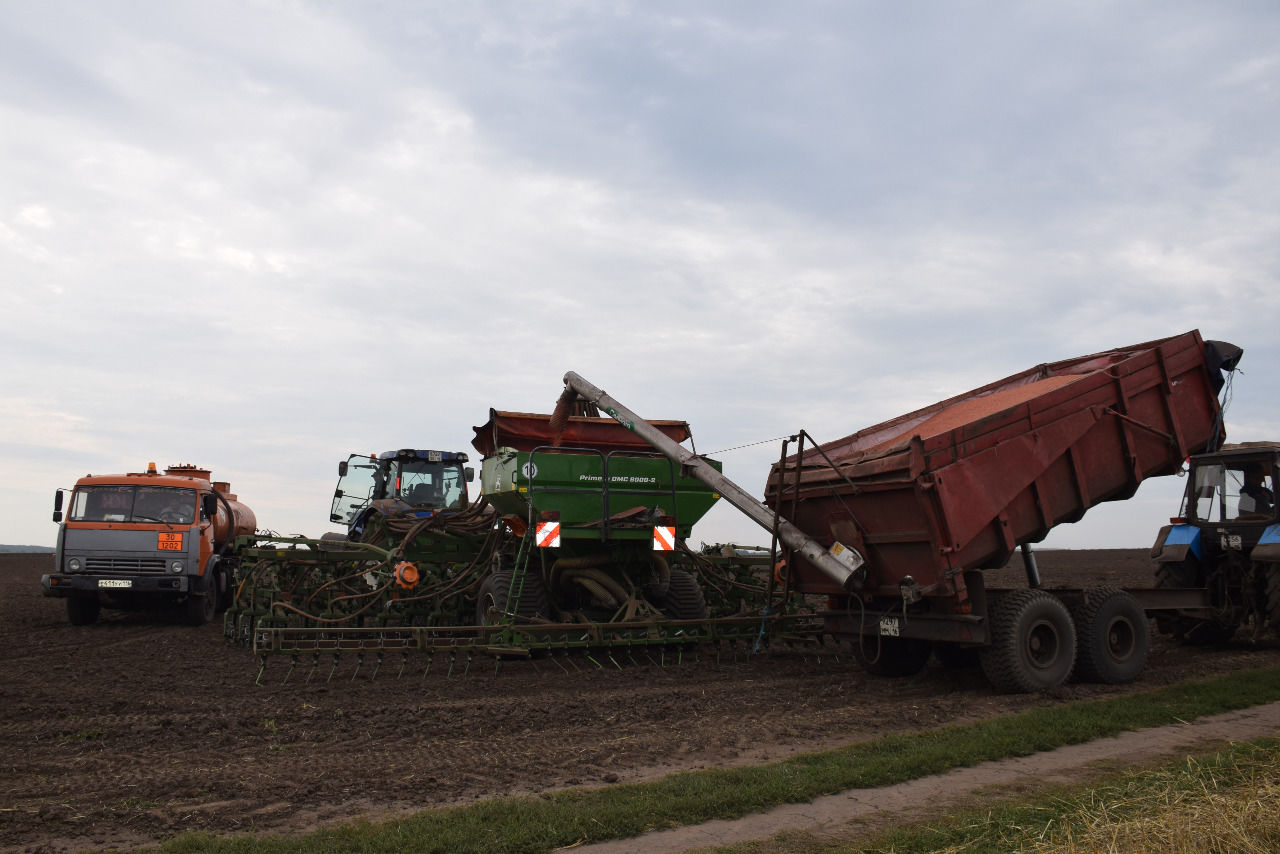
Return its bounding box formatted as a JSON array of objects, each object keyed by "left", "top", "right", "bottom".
[
  {"left": 658, "top": 569, "right": 707, "bottom": 620},
  {"left": 1071, "top": 588, "right": 1149, "bottom": 684},
  {"left": 980, "top": 589, "right": 1076, "bottom": 693},
  {"left": 856, "top": 635, "right": 933, "bottom": 677},
  {"left": 66, "top": 596, "right": 101, "bottom": 626}
]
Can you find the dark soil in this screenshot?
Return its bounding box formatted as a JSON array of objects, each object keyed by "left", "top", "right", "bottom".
[{"left": 3, "top": 550, "right": 1278, "bottom": 853}]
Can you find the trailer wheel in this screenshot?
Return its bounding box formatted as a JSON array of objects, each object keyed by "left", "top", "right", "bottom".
[
  {"left": 980, "top": 589, "right": 1076, "bottom": 693},
  {"left": 856, "top": 635, "right": 933, "bottom": 677},
  {"left": 658, "top": 569, "right": 707, "bottom": 620},
  {"left": 66, "top": 596, "right": 101, "bottom": 626},
  {"left": 1071, "top": 588, "right": 1149, "bottom": 684}
]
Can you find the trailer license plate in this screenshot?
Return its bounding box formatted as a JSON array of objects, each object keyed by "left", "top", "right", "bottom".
[
  {"left": 99, "top": 579, "right": 132, "bottom": 588},
  {"left": 157, "top": 532, "right": 184, "bottom": 550},
  {"left": 879, "top": 616, "right": 900, "bottom": 637}
]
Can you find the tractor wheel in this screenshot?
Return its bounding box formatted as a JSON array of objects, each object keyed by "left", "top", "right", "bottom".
[
  {"left": 183, "top": 569, "right": 219, "bottom": 627},
  {"left": 476, "top": 570, "right": 550, "bottom": 625},
  {"left": 1071, "top": 588, "right": 1149, "bottom": 684},
  {"left": 1155, "top": 559, "right": 1238, "bottom": 645},
  {"left": 66, "top": 596, "right": 101, "bottom": 626},
  {"left": 1264, "top": 563, "right": 1280, "bottom": 631},
  {"left": 980, "top": 589, "right": 1076, "bottom": 693},
  {"left": 657, "top": 569, "right": 707, "bottom": 620},
  {"left": 856, "top": 635, "right": 933, "bottom": 677}
]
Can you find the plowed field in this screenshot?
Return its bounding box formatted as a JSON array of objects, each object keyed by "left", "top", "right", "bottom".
[{"left": 4, "top": 550, "right": 1279, "bottom": 853}]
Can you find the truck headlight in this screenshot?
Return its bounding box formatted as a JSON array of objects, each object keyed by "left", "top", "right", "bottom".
[
  {"left": 170, "top": 560, "right": 185, "bottom": 573},
  {"left": 67, "top": 557, "right": 82, "bottom": 572}
]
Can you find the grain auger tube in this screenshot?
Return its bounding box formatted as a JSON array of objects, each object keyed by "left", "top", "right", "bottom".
[{"left": 559, "top": 371, "right": 866, "bottom": 592}]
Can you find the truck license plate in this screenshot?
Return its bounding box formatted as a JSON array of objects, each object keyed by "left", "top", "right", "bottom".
[
  {"left": 98, "top": 579, "right": 132, "bottom": 588},
  {"left": 879, "top": 616, "right": 900, "bottom": 637}
]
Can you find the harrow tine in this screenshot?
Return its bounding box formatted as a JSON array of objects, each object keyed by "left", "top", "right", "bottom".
[
  {"left": 397, "top": 653, "right": 407, "bottom": 679},
  {"left": 446, "top": 650, "right": 456, "bottom": 678},
  {"left": 551, "top": 653, "right": 570, "bottom": 674},
  {"left": 606, "top": 652, "right": 622, "bottom": 671},
  {"left": 371, "top": 654, "right": 383, "bottom": 681},
  {"left": 327, "top": 654, "right": 339, "bottom": 683},
  {"left": 283, "top": 656, "right": 297, "bottom": 685},
  {"left": 255, "top": 656, "right": 266, "bottom": 686},
  {"left": 422, "top": 652, "right": 433, "bottom": 680},
  {"left": 351, "top": 653, "right": 364, "bottom": 681},
  {"left": 463, "top": 651, "right": 473, "bottom": 677}
]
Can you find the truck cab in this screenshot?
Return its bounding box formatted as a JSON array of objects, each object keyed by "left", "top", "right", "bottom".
[
  {"left": 330, "top": 449, "right": 474, "bottom": 539},
  {"left": 43, "top": 463, "right": 256, "bottom": 627}
]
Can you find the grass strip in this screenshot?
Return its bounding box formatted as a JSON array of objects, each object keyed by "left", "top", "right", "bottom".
[
  {"left": 156, "top": 665, "right": 1280, "bottom": 854},
  {"left": 826, "top": 737, "right": 1280, "bottom": 854}
]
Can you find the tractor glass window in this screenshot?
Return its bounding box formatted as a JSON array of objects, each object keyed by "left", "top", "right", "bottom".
[
  {"left": 331, "top": 455, "right": 379, "bottom": 525},
  {"left": 1234, "top": 465, "right": 1275, "bottom": 519},
  {"left": 395, "top": 461, "right": 466, "bottom": 509}
]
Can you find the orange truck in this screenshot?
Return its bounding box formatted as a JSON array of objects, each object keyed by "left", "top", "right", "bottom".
[{"left": 43, "top": 463, "right": 256, "bottom": 626}]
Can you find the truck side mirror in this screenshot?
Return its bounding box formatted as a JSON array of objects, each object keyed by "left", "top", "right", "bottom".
[
  {"left": 52, "top": 490, "right": 63, "bottom": 523},
  {"left": 338, "top": 461, "right": 348, "bottom": 477},
  {"left": 202, "top": 493, "right": 218, "bottom": 519},
  {"left": 464, "top": 467, "right": 475, "bottom": 483}
]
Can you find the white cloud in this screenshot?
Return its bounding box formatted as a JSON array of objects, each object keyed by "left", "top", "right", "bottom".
[{"left": 1, "top": 1, "right": 1278, "bottom": 555}]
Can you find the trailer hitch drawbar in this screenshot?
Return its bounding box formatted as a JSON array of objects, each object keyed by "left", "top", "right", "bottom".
[{"left": 561, "top": 371, "right": 866, "bottom": 592}]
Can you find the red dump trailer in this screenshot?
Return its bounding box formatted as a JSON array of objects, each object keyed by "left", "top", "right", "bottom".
[
  {"left": 563, "top": 330, "right": 1241, "bottom": 692},
  {"left": 757, "top": 330, "right": 1237, "bottom": 690}
]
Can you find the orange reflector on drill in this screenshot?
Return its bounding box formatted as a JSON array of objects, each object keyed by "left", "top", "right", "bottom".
[
  {"left": 394, "top": 561, "right": 420, "bottom": 589},
  {"left": 653, "top": 525, "right": 675, "bottom": 551}
]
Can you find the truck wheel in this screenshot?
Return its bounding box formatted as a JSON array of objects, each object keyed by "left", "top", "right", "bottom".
[
  {"left": 658, "top": 569, "right": 707, "bottom": 620},
  {"left": 856, "top": 635, "right": 933, "bottom": 677},
  {"left": 183, "top": 570, "right": 219, "bottom": 627},
  {"left": 980, "top": 589, "right": 1076, "bottom": 693},
  {"left": 1071, "top": 588, "right": 1149, "bottom": 684},
  {"left": 66, "top": 596, "right": 101, "bottom": 626}
]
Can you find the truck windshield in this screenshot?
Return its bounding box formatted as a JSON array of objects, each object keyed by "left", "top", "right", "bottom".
[
  {"left": 70, "top": 486, "right": 197, "bottom": 524},
  {"left": 1188, "top": 462, "right": 1276, "bottom": 523}
]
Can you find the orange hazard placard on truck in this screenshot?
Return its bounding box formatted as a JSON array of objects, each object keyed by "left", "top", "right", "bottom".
[{"left": 157, "top": 532, "right": 184, "bottom": 551}]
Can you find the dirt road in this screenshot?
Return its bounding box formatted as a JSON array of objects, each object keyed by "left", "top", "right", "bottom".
[{"left": 3, "top": 550, "right": 1279, "bottom": 853}]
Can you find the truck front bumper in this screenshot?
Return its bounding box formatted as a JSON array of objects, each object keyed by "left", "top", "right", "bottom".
[{"left": 41, "top": 573, "right": 192, "bottom": 597}]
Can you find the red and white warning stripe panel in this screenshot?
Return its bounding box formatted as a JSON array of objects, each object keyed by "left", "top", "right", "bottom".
[
  {"left": 536, "top": 521, "right": 561, "bottom": 548},
  {"left": 652, "top": 525, "right": 675, "bottom": 551}
]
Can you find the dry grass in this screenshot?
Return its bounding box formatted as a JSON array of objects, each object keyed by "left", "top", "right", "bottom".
[
  {"left": 911, "top": 740, "right": 1280, "bottom": 854},
  {"left": 1026, "top": 751, "right": 1280, "bottom": 853}
]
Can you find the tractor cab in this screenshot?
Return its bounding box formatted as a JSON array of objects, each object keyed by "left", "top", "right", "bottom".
[{"left": 330, "top": 449, "right": 474, "bottom": 536}]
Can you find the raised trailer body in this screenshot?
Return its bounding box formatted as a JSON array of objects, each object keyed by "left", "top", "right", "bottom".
[{"left": 765, "top": 331, "right": 1230, "bottom": 603}]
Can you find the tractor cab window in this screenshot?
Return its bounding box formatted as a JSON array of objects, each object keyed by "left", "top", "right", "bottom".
[
  {"left": 1188, "top": 462, "right": 1275, "bottom": 523},
  {"left": 70, "top": 485, "right": 196, "bottom": 524},
  {"left": 393, "top": 460, "right": 466, "bottom": 510},
  {"left": 331, "top": 455, "right": 379, "bottom": 526}
]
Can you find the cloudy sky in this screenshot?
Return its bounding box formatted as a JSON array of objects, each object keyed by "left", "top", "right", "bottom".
[{"left": 2, "top": 1, "right": 1277, "bottom": 551}]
